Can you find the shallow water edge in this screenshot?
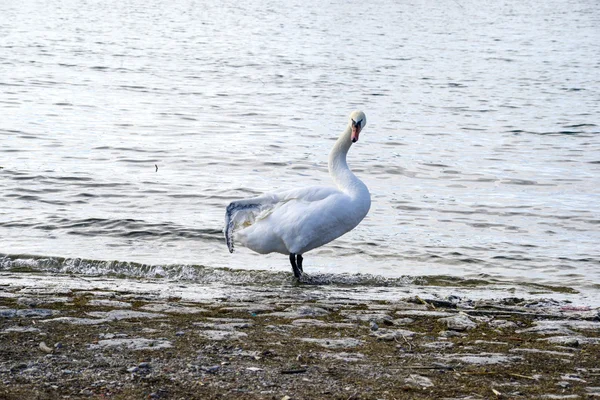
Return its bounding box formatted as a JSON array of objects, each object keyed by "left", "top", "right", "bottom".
[{"left": 1, "top": 252, "right": 598, "bottom": 307}]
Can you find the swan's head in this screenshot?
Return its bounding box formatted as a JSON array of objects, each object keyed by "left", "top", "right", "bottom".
[{"left": 349, "top": 110, "right": 367, "bottom": 143}]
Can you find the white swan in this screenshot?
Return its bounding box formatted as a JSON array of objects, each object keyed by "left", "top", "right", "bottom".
[{"left": 224, "top": 110, "right": 371, "bottom": 278}]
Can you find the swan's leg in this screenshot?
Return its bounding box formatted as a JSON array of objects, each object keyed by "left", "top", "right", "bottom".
[
  {"left": 289, "top": 253, "right": 302, "bottom": 279},
  {"left": 297, "top": 254, "right": 303, "bottom": 273}
]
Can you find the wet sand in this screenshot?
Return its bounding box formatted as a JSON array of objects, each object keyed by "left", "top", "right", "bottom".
[{"left": 1, "top": 272, "right": 599, "bottom": 399}]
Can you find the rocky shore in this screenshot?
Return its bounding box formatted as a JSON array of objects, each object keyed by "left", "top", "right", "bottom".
[{"left": 1, "top": 272, "right": 599, "bottom": 399}]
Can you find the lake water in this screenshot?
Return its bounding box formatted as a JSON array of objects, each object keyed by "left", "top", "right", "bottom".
[{"left": 1, "top": 0, "right": 599, "bottom": 302}]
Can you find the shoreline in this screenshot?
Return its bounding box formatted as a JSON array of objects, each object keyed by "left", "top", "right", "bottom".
[{"left": 1, "top": 272, "right": 599, "bottom": 399}]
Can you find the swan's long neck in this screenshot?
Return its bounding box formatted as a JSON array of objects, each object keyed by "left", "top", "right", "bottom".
[{"left": 328, "top": 124, "right": 370, "bottom": 201}]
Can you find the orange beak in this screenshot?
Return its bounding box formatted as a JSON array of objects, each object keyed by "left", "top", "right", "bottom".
[{"left": 351, "top": 125, "right": 361, "bottom": 143}]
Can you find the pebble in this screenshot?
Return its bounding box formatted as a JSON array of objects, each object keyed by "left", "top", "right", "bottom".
[
  {"left": 438, "top": 330, "right": 466, "bottom": 338},
  {"left": 392, "top": 318, "right": 414, "bottom": 325},
  {"left": 440, "top": 353, "right": 522, "bottom": 365},
  {"left": 1, "top": 308, "right": 57, "bottom": 319},
  {"left": 198, "top": 330, "right": 248, "bottom": 341},
  {"left": 438, "top": 313, "right": 477, "bottom": 331},
  {"left": 89, "top": 338, "right": 173, "bottom": 351},
  {"left": 370, "top": 328, "right": 416, "bottom": 341},
  {"left": 422, "top": 341, "right": 455, "bottom": 349},
  {"left": 489, "top": 319, "right": 517, "bottom": 329},
  {"left": 86, "top": 310, "right": 165, "bottom": 321},
  {"left": 396, "top": 310, "right": 455, "bottom": 317},
  {"left": 509, "top": 348, "right": 574, "bottom": 357},
  {"left": 2, "top": 326, "right": 40, "bottom": 333},
  {"left": 42, "top": 317, "right": 107, "bottom": 325},
  {"left": 87, "top": 299, "right": 132, "bottom": 308},
  {"left": 405, "top": 374, "right": 434, "bottom": 388},
  {"left": 39, "top": 342, "right": 53, "bottom": 353}
]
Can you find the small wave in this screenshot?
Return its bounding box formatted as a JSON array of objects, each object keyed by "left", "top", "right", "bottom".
[
  {"left": 0, "top": 253, "right": 418, "bottom": 286},
  {"left": 0, "top": 254, "right": 579, "bottom": 294}
]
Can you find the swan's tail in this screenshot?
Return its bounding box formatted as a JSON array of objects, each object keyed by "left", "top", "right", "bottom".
[
  {"left": 224, "top": 200, "right": 262, "bottom": 253},
  {"left": 225, "top": 194, "right": 281, "bottom": 253}
]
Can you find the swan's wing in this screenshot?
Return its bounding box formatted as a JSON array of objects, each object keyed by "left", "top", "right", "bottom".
[{"left": 224, "top": 186, "right": 338, "bottom": 253}]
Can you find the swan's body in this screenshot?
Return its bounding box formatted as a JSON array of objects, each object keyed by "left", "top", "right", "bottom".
[{"left": 225, "top": 110, "right": 370, "bottom": 278}]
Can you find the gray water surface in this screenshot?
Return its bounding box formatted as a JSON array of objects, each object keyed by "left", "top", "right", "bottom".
[{"left": 1, "top": 0, "right": 599, "bottom": 293}]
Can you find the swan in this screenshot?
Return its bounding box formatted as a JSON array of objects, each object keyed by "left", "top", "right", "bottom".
[{"left": 224, "top": 110, "right": 371, "bottom": 279}]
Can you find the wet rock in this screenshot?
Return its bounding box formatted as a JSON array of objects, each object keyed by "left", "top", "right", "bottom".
[
  {"left": 2, "top": 326, "right": 40, "bottom": 333},
  {"left": 17, "top": 297, "right": 70, "bottom": 307},
  {"left": 422, "top": 341, "right": 454, "bottom": 349},
  {"left": 539, "top": 335, "right": 600, "bottom": 346},
  {"left": 405, "top": 374, "right": 434, "bottom": 389},
  {"left": 262, "top": 306, "right": 329, "bottom": 319},
  {"left": 86, "top": 310, "right": 165, "bottom": 321},
  {"left": 194, "top": 321, "right": 252, "bottom": 330},
  {"left": 370, "top": 328, "right": 416, "bottom": 341},
  {"left": 560, "top": 374, "right": 586, "bottom": 383},
  {"left": 517, "top": 319, "right": 600, "bottom": 336},
  {"left": 473, "top": 340, "right": 509, "bottom": 346},
  {"left": 396, "top": 310, "right": 455, "bottom": 317},
  {"left": 290, "top": 319, "right": 355, "bottom": 329},
  {"left": 440, "top": 353, "right": 522, "bottom": 365},
  {"left": 19, "top": 288, "right": 72, "bottom": 296},
  {"left": 1, "top": 308, "right": 57, "bottom": 319},
  {"left": 42, "top": 317, "right": 108, "bottom": 325},
  {"left": 140, "top": 303, "right": 207, "bottom": 314},
  {"left": 438, "top": 330, "right": 466, "bottom": 338},
  {"left": 509, "top": 348, "right": 575, "bottom": 358},
  {"left": 516, "top": 322, "right": 576, "bottom": 336},
  {"left": 488, "top": 319, "right": 517, "bottom": 329},
  {"left": 320, "top": 352, "right": 365, "bottom": 362},
  {"left": 87, "top": 299, "right": 132, "bottom": 308},
  {"left": 0, "top": 308, "right": 17, "bottom": 318},
  {"left": 585, "top": 387, "right": 600, "bottom": 396},
  {"left": 219, "top": 303, "right": 276, "bottom": 314},
  {"left": 99, "top": 333, "right": 128, "bottom": 339},
  {"left": 90, "top": 338, "right": 172, "bottom": 351},
  {"left": 18, "top": 308, "right": 57, "bottom": 318},
  {"left": 300, "top": 338, "right": 363, "bottom": 349},
  {"left": 392, "top": 318, "right": 414, "bottom": 325},
  {"left": 199, "top": 330, "right": 248, "bottom": 341},
  {"left": 340, "top": 311, "right": 393, "bottom": 324},
  {"left": 438, "top": 312, "right": 477, "bottom": 331}
]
